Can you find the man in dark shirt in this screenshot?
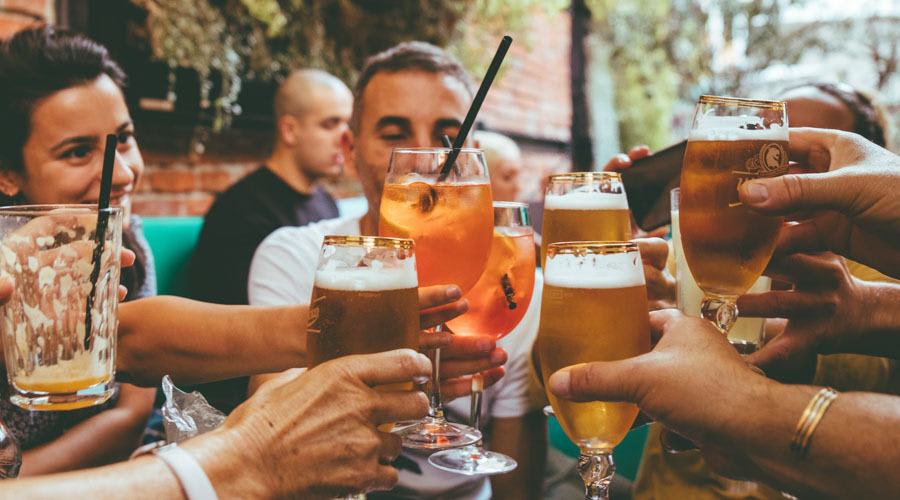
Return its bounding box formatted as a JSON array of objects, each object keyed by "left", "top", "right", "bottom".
[
  {"left": 189, "top": 69, "right": 352, "bottom": 412},
  {"left": 191, "top": 69, "right": 352, "bottom": 306}
]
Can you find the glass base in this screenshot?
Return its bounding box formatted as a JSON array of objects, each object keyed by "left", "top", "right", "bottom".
[
  {"left": 10, "top": 382, "right": 114, "bottom": 411},
  {"left": 428, "top": 445, "right": 517, "bottom": 476},
  {"left": 393, "top": 416, "right": 482, "bottom": 450}
]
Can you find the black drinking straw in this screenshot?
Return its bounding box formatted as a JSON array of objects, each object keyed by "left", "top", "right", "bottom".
[
  {"left": 83, "top": 134, "right": 117, "bottom": 349},
  {"left": 437, "top": 35, "right": 512, "bottom": 182}
]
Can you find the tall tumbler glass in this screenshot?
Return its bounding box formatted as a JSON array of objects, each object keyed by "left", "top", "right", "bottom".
[
  {"left": 0, "top": 205, "right": 122, "bottom": 410},
  {"left": 679, "top": 96, "right": 788, "bottom": 334}
]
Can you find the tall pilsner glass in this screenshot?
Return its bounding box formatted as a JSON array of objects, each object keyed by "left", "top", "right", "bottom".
[
  {"left": 306, "top": 235, "right": 420, "bottom": 500},
  {"left": 680, "top": 96, "right": 788, "bottom": 334},
  {"left": 379, "top": 148, "right": 493, "bottom": 450},
  {"left": 541, "top": 172, "right": 632, "bottom": 267},
  {"left": 537, "top": 242, "right": 650, "bottom": 499}
]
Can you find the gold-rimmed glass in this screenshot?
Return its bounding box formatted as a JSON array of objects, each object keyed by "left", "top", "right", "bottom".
[
  {"left": 537, "top": 241, "right": 650, "bottom": 499},
  {"left": 679, "top": 95, "right": 788, "bottom": 338},
  {"left": 541, "top": 172, "right": 632, "bottom": 267}
]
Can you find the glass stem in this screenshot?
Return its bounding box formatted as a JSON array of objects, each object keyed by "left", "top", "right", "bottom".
[
  {"left": 578, "top": 449, "right": 615, "bottom": 500},
  {"left": 428, "top": 325, "right": 445, "bottom": 420},
  {"left": 469, "top": 372, "right": 484, "bottom": 433},
  {"left": 700, "top": 294, "right": 739, "bottom": 334}
]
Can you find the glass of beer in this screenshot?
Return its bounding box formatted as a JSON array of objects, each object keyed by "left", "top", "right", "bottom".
[
  {"left": 541, "top": 172, "right": 632, "bottom": 267},
  {"left": 537, "top": 241, "right": 650, "bottom": 499},
  {"left": 379, "top": 148, "right": 493, "bottom": 449},
  {"left": 0, "top": 205, "right": 122, "bottom": 410},
  {"left": 679, "top": 96, "right": 788, "bottom": 334},
  {"left": 671, "top": 188, "right": 771, "bottom": 353},
  {"left": 430, "top": 201, "right": 535, "bottom": 475}
]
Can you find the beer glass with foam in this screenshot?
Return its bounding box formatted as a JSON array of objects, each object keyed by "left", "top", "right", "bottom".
[
  {"left": 679, "top": 96, "right": 788, "bottom": 334},
  {"left": 542, "top": 172, "right": 632, "bottom": 267},
  {"left": 537, "top": 241, "right": 651, "bottom": 499}
]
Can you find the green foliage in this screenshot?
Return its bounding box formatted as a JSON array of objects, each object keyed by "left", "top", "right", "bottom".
[
  {"left": 131, "top": 0, "right": 568, "bottom": 131},
  {"left": 586, "top": 0, "right": 817, "bottom": 149}
]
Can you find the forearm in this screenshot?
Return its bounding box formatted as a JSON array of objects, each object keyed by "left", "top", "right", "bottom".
[
  {"left": 5, "top": 430, "right": 267, "bottom": 499},
  {"left": 117, "top": 296, "right": 307, "bottom": 386},
  {"left": 4, "top": 455, "right": 183, "bottom": 499},
  {"left": 854, "top": 281, "right": 900, "bottom": 359},
  {"left": 721, "top": 381, "right": 900, "bottom": 497},
  {"left": 20, "top": 386, "right": 154, "bottom": 475}
]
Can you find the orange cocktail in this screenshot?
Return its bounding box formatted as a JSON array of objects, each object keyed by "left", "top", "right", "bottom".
[
  {"left": 446, "top": 225, "right": 535, "bottom": 338},
  {"left": 380, "top": 181, "right": 492, "bottom": 292}
]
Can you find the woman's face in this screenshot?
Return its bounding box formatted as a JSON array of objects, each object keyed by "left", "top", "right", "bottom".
[{"left": 10, "top": 74, "right": 143, "bottom": 218}]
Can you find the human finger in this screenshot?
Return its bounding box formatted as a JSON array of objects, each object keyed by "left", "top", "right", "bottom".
[
  {"left": 342, "top": 349, "right": 432, "bottom": 388},
  {"left": 440, "top": 367, "right": 505, "bottom": 400},
  {"left": 764, "top": 252, "right": 845, "bottom": 288},
  {"left": 418, "top": 331, "right": 453, "bottom": 350},
  {"left": 440, "top": 348, "right": 506, "bottom": 379},
  {"left": 548, "top": 358, "right": 645, "bottom": 403},
  {"left": 377, "top": 432, "right": 402, "bottom": 465},
  {"left": 420, "top": 299, "right": 468, "bottom": 329},
  {"left": 737, "top": 290, "right": 833, "bottom": 318},
  {"left": 418, "top": 285, "right": 463, "bottom": 311},
  {"left": 372, "top": 390, "right": 429, "bottom": 426},
  {"left": 635, "top": 237, "right": 668, "bottom": 271},
  {"left": 442, "top": 334, "right": 496, "bottom": 359},
  {"left": 601, "top": 153, "right": 634, "bottom": 172},
  {"left": 627, "top": 145, "right": 652, "bottom": 161},
  {"left": 121, "top": 248, "right": 135, "bottom": 268},
  {"left": 366, "top": 465, "right": 400, "bottom": 493}
]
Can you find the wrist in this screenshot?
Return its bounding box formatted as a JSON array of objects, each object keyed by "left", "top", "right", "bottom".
[
  {"left": 854, "top": 281, "right": 900, "bottom": 357},
  {"left": 180, "top": 429, "right": 269, "bottom": 499}
]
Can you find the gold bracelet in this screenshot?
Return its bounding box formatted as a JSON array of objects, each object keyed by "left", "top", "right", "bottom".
[{"left": 790, "top": 387, "right": 838, "bottom": 459}]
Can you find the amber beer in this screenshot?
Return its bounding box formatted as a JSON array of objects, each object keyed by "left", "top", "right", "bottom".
[
  {"left": 306, "top": 236, "right": 419, "bottom": 391},
  {"left": 680, "top": 133, "right": 788, "bottom": 296},
  {"left": 541, "top": 172, "right": 632, "bottom": 267},
  {"left": 537, "top": 242, "right": 650, "bottom": 450}
]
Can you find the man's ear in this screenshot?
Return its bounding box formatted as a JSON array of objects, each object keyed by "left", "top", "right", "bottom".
[
  {"left": 341, "top": 129, "right": 356, "bottom": 165},
  {"left": 0, "top": 170, "right": 22, "bottom": 198},
  {"left": 278, "top": 115, "right": 300, "bottom": 146}
]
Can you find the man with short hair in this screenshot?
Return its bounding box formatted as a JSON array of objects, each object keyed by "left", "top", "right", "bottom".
[
  {"left": 190, "top": 69, "right": 352, "bottom": 412},
  {"left": 248, "top": 42, "right": 547, "bottom": 500}
]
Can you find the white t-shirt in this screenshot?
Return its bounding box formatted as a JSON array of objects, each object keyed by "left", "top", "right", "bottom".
[{"left": 248, "top": 215, "right": 545, "bottom": 500}]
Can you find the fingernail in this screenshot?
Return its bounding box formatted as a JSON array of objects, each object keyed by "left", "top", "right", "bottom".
[
  {"left": 477, "top": 338, "right": 494, "bottom": 352},
  {"left": 416, "top": 352, "right": 431, "bottom": 366},
  {"left": 548, "top": 370, "right": 570, "bottom": 398},
  {"left": 742, "top": 181, "right": 768, "bottom": 204},
  {"left": 490, "top": 349, "right": 505, "bottom": 363},
  {"left": 617, "top": 154, "right": 630, "bottom": 164},
  {"left": 446, "top": 286, "right": 462, "bottom": 300}
]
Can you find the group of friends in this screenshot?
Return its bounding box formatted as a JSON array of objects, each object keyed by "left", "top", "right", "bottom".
[{"left": 0, "top": 23, "right": 897, "bottom": 499}]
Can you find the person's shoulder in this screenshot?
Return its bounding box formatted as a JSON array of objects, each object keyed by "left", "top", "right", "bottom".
[
  {"left": 204, "top": 167, "right": 275, "bottom": 214},
  {"left": 264, "top": 215, "right": 359, "bottom": 248}
]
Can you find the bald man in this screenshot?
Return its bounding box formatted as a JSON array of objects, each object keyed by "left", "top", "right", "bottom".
[{"left": 190, "top": 69, "right": 352, "bottom": 412}]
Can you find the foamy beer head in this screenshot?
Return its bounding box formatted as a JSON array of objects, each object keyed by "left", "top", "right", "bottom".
[
  {"left": 680, "top": 96, "right": 788, "bottom": 298},
  {"left": 308, "top": 236, "right": 419, "bottom": 368},
  {"left": 541, "top": 172, "right": 632, "bottom": 266},
  {"left": 538, "top": 242, "right": 650, "bottom": 450}
]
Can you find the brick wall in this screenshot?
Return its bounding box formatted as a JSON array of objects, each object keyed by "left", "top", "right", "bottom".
[{"left": 1, "top": 3, "right": 573, "bottom": 216}]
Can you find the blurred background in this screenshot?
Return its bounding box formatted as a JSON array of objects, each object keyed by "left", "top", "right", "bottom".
[{"left": 2, "top": 0, "right": 897, "bottom": 216}]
